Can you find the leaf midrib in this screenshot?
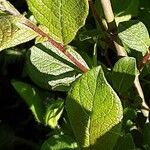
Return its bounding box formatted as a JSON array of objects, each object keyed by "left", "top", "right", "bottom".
[{"left": 88, "top": 72, "right": 98, "bottom": 149}]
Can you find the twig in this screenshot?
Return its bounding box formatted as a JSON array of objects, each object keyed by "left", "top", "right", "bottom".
[
  {"left": 0, "top": 0, "right": 89, "bottom": 73},
  {"left": 134, "top": 75, "right": 149, "bottom": 118},
  {"left": 99, "top": 0, "right": 149, "bottom": 118},
  {"left": 141, "top": 105, "right": 150, "bottom": 112},
  {"left": 20, "top": 18, "right": 89, "bottom": 73},
  {"left": 88, "top": 0, "right": 107, "bottom": 31},
  {"left": 100, "top": 0, "right": 127, "bottom": 57}
]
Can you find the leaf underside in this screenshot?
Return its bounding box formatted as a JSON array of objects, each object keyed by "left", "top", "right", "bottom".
[
  {"left": 0, "top": 15, "right": 37, "bottom": 51},
  {"left": 26, "top": 42, "right": 88, "bottom": 91}
]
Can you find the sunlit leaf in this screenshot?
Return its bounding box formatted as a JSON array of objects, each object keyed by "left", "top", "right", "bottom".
[
  {"left": 27, "top": 0, "right": 89, "bottom": 44},
  {"left": 66, "top": 66, "right": 123, "bottom": 149}
]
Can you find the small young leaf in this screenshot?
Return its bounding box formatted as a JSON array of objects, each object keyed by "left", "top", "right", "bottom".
[
  {"left": 112, "top": 57, "right": 137, "bottom": 94},
  {"left": 12, "top": 80, "right": 45, "bottom": 123},
  {"left": 41, "top": 135, "right": 78, "bottom": 150},
  {"left": 27, "top": 0, "right": 89, "bottom": 44},
  {"left": 26, "top": 42, "right": 88, "bottom": 91},
  {"left": 112, "top": 0, "right": 139, "bottom": 24},
  {"left": 118, "top": 20, "right": 150, "bottom": 55},
  {"left": 66, "top": 66, "right": 123, "bottom": 149},
  {"left": 0, "top": 15, "right": 37, "bottom": 51},
  {"left": 44, "top": 99, "right": 64, "bottom": 128},
  {"left": 95, "top": 0, "right": 139, "bottom": 25}
]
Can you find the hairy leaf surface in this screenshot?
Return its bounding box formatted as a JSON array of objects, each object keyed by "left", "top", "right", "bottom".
[
  {"left": 118, "top": 21, "right": 150, "bottom": 55},
  {"left": 66, "top": 66, "right": 123, "bottom": 149},
  {"left": 26, "top": 42, "right": 88, "bottom": 91},
  {"left": 112, "top": 57, "right": 137, "bottom": 94},
  {"left": 27, "top": 0, "right": 89, "bottom": 44},
  {"left": 0, "top": 15, "right": 37, "bottom": 51}
]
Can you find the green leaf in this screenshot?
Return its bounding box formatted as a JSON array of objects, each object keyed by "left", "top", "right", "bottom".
[
  {"left": 45, "top": 99, "right": 64, "bottom": 128},
  {"left": 113, "top": 133, "right": 135, "bottom": 150},
  {"left": 41, "top": 135, "right": 78, "bottom": 150},
  {"left": 143, "top": 123, "right": 150, "bottom": 148},
  {"left": 118, "top": 20, "right": 150, "bottom": 55},
  {"left": 12, "top": 80, "right": 45, "bottom": 123},
  {"left": 27, "top": 0, "right": 89, "bottom": 44},
  {"left": 26, "top": 42, "right": 88, "bottom": 91},
  {"left": 112, "top": 0, "right": 139, "bottom": 24},
  {"left": 12, "top": 80, "right": 64, "bottom": 128},
  {"left": 0, "top": 15, "right": 37, "bottom": 51},
  {"left": 112, "top": 57, "right": 137, "bottom": 94},
  {"left": 66, "top": 66, "right": 123, "bottom": 149},
  {"left": 95, "top": 0, "right": 139, "bottom": 25}
]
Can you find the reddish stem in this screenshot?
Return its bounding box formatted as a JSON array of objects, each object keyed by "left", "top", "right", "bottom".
[
  {"left": 22, "top": 19, "right": 89, "bottom": 73},
  {"left": 88, "top": 0, "right": 107, "bottom": 31},
  {"left": 138, "top": 47, "right": 150, "bottom": 71}
]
